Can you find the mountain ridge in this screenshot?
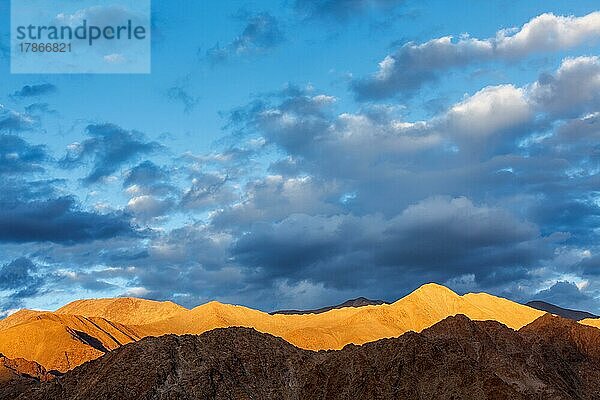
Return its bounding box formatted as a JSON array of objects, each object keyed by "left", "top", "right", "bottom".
[
  {"left": 0, "top": 282, "right": 552, "bottom": 372},
  {"left": 526, "top": 300, "right": 598, "bottom": 321},
  {"left": 271, "top": 296, "right": 389, "bottom": 315},
  {"left": 6, "top": 314, "right": 600, "bottom": 400}
]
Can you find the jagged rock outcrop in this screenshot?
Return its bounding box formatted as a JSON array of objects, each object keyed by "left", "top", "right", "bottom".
[{"left": 0, "top": 354, "right": 56, "bottom": 399}]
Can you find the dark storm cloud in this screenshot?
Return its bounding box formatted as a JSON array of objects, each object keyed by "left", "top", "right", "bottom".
[
  {"left": 351, "top": 13, "right": 600, "bottom": 100},
  {"left": 533, "top": 281, "right": 600, "bottom": 312},
  {"left": 0, "top": 135, "right": 48, "bottom": 174},
  {"left": 0, "top": 197, "right": 136, "bottom": 244},
  {"left": 205, "top": 57, "right": 600, "bottom": 308},
  {"left": 60, "top": 123, "right": 163, "bottom": 184},
  {"left": 294, "top": 0, "right": 405, "bottom": 20},
  {"left": 231, "top": 197, "right": 552, "bottom": 290},
  {"left": 0, "top": 258, "right": 43, "bottom": 310},
  {"left": 577, "top": 255, "right": 600, "bottom": 278},
  {"left": 11, "top": 83, "right": 57, "bottom": 98},
  {"left": 0, "top": 257, "right": 39, "bottom": 290},
  {"left": 206, "top": 12, "right": 284, "bottom": 63}
]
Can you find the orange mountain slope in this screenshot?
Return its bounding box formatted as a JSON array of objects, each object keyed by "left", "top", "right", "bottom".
[
  {"left": 0, "top": 312, "right": 145, "bottom": 372},
  {"left": 55, "top": 297, "right": 187, "bottom": 325},
  {"left": 140, "top": 283, "right": 546, "bottom": 350},
  {"left": 0, "top": 283, "right": 564, "bottom": 372}
]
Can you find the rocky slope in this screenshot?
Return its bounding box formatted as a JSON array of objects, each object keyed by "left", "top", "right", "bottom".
[
  {"left": 8, "top": 314, "right": 600, "bottom": 400},
  {"left": 0, "top": 311, "right": 145, "bottom": 372},
  {"left": 0, "top": 354, "right": 56, "bottom": 400}
]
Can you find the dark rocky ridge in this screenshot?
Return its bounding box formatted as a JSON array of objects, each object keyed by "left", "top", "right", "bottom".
[
  {"left": 6, "top": 314, "right": 600, "bottom": 400},
  {"left": 271, "top": 296, "right": 389, "bottom": 315},
  {"left": 0, "top": 354, "right": 57, "bottom": 399},
  {"left": 526, "top": 300, "right": 598, "bottom": 321}
]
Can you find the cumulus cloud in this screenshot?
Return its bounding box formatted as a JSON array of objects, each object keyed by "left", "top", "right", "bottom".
[
  {"left": 533, "top": 281, "right": 600, "bottom": 313},
  {"left": 529, "top": 56, "right": 600, "bottom": 117},
  {"left": 205, "top": 56, "right": 600, "bottom": 307},
  {"left": 123, "top": 161, "right": 176, "bottom": 197},
  {"left": 212, "top": 175, "right": 342, "bottom": 229},
  {"left": 3, "top": 15, "right": 600, "bottom": 313},
  {"left": 352, "top": 12, "right": 600, "bottom": 100},
  {"left": 180, "top": 171, "right": 236, "bottom": 211},
  {"left": 231, "top": 196, "right": 551, "bottom": 292},
  {"left": 60, "top": 123, "right": 163, "bottom": 184},
  {"left": 0, "top": 136, "right": 48, "bottom": 174},
  {"left": 24, "top": 103, "right": 57, "bottom": 115},
  {"left": 127, "top": 195, "right": 175, "bottom": 222},
  {"left": 446, "top": 85, "right": 531, "bottom": 138},
  {"left": 206, "top": 12, "right": 284, "bottom": 63},
  {"left": 0, "top": 197, "right": 136, "bottom": 244}
]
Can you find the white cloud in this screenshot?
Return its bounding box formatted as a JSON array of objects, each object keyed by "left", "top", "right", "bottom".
[
  {"left": 446, "top": 85, "right": 531, "bottom": 138},
  {"left": 529, "top": 56, "right": 600, "bottom": 117},
  {"left": 496, "top": 12, "right": 600, "bottom": 55},
  {"left": 353, "top": 11, "right": 600, "bottom": 100},
  {"left": 127, "top": 195, "right": 173, "bottom": 221}
]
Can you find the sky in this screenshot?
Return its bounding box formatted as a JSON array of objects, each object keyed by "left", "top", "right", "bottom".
[{"left": 1, "top": 0, "right": 600, "bottom": 315}]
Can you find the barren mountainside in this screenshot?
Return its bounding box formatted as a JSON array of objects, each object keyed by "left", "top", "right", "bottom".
[
  {"left": 0, "top": 311, "right": 144, "bottom": 372},
  {"left": 6, "top": 314, "right": 600, "bottom": 400},
  {"left": 0, "top": 354, "right": 55, "bottom": 400},
  {"left": 0, "top": 283, "right": 550, "bottom": 372},
  {"left": 139, "top": 283, "right": 546, "bottom": 350},
  {"left": 55, "top": 297, "right": 187, "bottom": 325}
]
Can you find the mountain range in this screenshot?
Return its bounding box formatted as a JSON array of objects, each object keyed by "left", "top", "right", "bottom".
[
  {"left": 4, "top": 313, "right": 600, "bottom": 399},
  {"left": 1, "top": 283, "right": 600, "bottom": 399}
]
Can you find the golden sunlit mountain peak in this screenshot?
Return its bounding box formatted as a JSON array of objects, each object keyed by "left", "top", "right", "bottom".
[
  {"left": 0, "top": 283, "right": 585, "bottom": 373},
  {"left": 55, "top": 296, "right": 188, "bottom": 325},
  {"left": 411, "top": 282, "right": 460, "bottom": 296}
]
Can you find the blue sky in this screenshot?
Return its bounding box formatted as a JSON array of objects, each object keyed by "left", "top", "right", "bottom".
[{"left": 1, "top": 0, "right": 600, "bottom": 314}]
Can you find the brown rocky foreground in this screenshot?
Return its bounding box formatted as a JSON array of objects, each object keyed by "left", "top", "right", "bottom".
[{"left": 4, "top": 313, "right": 600, "bottom": 400}]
